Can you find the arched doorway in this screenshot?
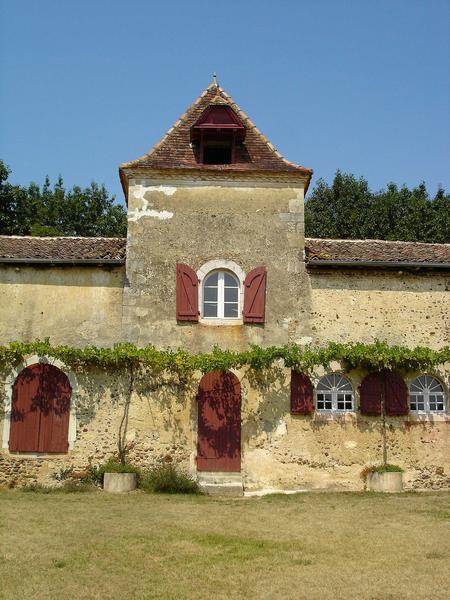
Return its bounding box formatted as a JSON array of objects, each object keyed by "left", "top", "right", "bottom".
[
  {"left": 197, "top": 370, "right": 241, "bottom": 472},
  {"left": 9, "top": 363, "right": 72, "bottom": 453}
]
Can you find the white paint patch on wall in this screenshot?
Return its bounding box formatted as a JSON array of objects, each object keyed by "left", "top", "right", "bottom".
[
  {"left": 129, "top": 208, "right": 173, "bottom": 221},
  {"left": 129, "top": 185, "right": 174, "bottom": 221},
  {"left": 138, "top": 185, "right": 177, "bottom": 197},
  {"left": 275, "top": 420, "right": 288, "bottom": 437}
]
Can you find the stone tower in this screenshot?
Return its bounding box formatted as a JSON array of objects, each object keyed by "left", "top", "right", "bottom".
[{"left": 119, "top": 81, "right": 313, "bottom": 352}]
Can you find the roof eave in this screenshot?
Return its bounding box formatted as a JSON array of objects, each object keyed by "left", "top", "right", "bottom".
[
  {"left": 0, "top": 258, "right": 125, "bottom": 266},
  {"left": 119, "top": 167, "right": 129, "bottom": 204},
  {"left": 121, "top": 164, "right": 311, "bottom": 181},
  {"left": 306, "top": 260, "right": 450, "bottom": 270}
]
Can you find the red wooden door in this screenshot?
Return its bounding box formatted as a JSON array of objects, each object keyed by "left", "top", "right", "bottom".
[
  {"left": 9, "top": 364, "right": 42, "bottom": 452},
  {"left": 9, "top": 363, "right": 71, "bottom": 453},
  {"left": 197, "top": 371, "right": 241, "bottom": 472}
]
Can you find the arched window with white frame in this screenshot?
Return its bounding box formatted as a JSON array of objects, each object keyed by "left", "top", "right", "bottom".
[
  {"left": 202, "top": 270, "right": 240, "bottom": 319},
  {"left": 409, "top": 375, "right": 446, "bottom": 413},
  {"left": 316, "top": 374, "right": 354, "bottom": 412}
]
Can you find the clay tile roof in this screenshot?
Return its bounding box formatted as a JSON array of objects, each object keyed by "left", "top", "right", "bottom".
[
  {"left": 0, "top": 236, "right": 127, "bottom": 263},
  {"left": 120, "top": 82, "right": 312, "bottom": 179},
  {"left": 305, "top": 238, "right": 450, "bottom": 267},
  {"left": 2, "top": 236, "right": 448, "bottom": 267}
]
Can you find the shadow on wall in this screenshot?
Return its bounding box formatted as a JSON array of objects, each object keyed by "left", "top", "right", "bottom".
[
  {"left": 308, "top": 269, "right": 443, "bottom": 293},
  {"left": 75, "top": 368, "right": 130, "bottom": 426},
  {"left": 1, "top": 265, "right": 125, "bottom": 288},
  {"left": 135, "top": 372, "right": 193, "bottom": 448},
  {"left": 243, "top": 366, "right": 290, "bottom": 443}
]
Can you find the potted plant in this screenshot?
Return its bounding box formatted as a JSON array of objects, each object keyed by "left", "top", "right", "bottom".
[
  {"left": 362, "top": 464, "right": 404, "bottom": 492},
  {"left": 99, "top": 363, "right": 140, "bottom": 493},
  {"left": 96, "top": 460, "right": 140, "bottom": 493}
]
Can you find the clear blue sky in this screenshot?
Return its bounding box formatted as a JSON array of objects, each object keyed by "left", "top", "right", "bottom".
[{"left": 1, "top": 0, "right": 449, "bottom": 204}]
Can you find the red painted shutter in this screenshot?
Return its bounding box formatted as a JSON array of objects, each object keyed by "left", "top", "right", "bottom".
[
  {"left": 243, "top": 267, "right": 267, "bottom": 324},
  {"left": 38, "top": 364, "right": 72, "bottom": 453},
  {"left": 360, "top": 371, "right": 408, "bottom": 417},
  {"left": 360, "top": 372, "right": 382, "bottom": 416},
  {"left": 176, "top": 263, "right": 199, "bottom": 322},
  {"left": 385, "top": 371, "right": 408, "bottom": 416},
  {"left": 290, "top": 371, "right": 314, "bottom": 415},
  {"left": 9, "top": 364, "right": 41, "bottom": 452}
]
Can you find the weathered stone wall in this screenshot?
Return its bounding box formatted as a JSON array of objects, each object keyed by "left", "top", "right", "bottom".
[
  {"left": 0, "top": 171, "right": 448, "bottom": 491},
  {"left": 306, "top": 269, "right": 449, "bottom": 349},
  {"left": 0, "top": 366, "right": 194, "bottom": 487},
  {"left": 1, "top": 364, "right": 448, "bottom": 490},
  {"left": 123, "top": 173, "right": 307, "bottom": 351},
  {"left": 123, "top": 174, "right": 449, "bottom": 351},
  {"left": 0, "top": 265, "right": 124, "bottom": 346},
  {"left": 241, "top": 366, "right": 450, "bottom": 491}
]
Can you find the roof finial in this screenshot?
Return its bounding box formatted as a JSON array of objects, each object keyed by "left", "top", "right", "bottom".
[{"left": 212, "top": 72, "right": 218, "bottom": 87}]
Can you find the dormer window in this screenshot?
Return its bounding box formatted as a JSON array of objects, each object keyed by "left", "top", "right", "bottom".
[
  {"left": 203, "top": 139, "right": 232, "bottom": 165},
  {"left": 191, "top": 104, "right": 245, "bottom": 165}
]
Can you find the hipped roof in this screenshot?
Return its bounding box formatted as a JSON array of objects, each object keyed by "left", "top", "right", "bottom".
[{"left": 119, "top": 82, "right": 313, "bottom": 199}]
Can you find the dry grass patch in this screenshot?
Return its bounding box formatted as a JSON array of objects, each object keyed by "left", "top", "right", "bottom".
[{"left": 0, "top": 489, "right": 449, "bottom": 600}]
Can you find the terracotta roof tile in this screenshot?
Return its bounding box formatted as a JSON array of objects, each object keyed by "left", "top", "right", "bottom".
[
  {"left": 305, "top": 238, "right": 450, "bottom": 266},
  {"left": 0, "top": 236, "right": 126, "bottom": 263},
  {"left": 120, "top": 83, "right": 312, "bottom": 178},
  {"left": 1, "top": 236, "right": 448, "bottom": 267}
]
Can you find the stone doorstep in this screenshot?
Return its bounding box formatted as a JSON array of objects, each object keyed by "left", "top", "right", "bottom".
[
  {"left": 199, "top": 483, "right": 244, "bottom": 497},
  {"left": 197, "top": 471, "right": 244, "bottom": 496},
  {"left": 196, "top": 471, "right": 242, "bottom": 484},
  {"left": 244, "top": 488, "right": 304, "bottom": 497}
]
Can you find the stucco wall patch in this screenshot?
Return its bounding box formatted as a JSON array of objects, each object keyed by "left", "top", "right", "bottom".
[{"left": 128, "top": 185, "right": 175, "bottom": 221}]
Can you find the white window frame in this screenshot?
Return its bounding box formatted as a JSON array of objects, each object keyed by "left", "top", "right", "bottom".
[
  {"left": 315, "top": 373, "right": 354, "bottom": 413},
  {"left": 197, "top": 260, "right": 245, "bottom": 325},
  {"left": 409, "top": 374, "right": 446, "bottom": 414},
  {"left": 203, "top": 271, "right": 240, "bottom": 319}
]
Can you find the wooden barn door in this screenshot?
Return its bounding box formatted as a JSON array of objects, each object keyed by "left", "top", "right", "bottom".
[
  {"left": 197, "top": 371, "right": 241, "bottom": 472},
  {"left": 9, "top": 363, "right": 72, "bottom": 453}
]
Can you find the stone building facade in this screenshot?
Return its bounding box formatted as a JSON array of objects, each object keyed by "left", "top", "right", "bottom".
[{"left": 0, "top": 82, "right": 449, "bottom": 492}]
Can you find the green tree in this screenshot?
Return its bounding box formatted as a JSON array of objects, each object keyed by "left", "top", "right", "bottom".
[
  {"left": 428, "top": 187, "right": 450, "bottom": 244},
  {"left": 305, "top": 171, "right": 450, "bottom": 243},
  {"left": 0, "top": 161, "right": 32, "bottom": 235},
  {"left": 304, "top": 171, "right": 372, "bottom": 239},
  {"left": 0, "top": 160, "right": 127, "bottom": 237}
]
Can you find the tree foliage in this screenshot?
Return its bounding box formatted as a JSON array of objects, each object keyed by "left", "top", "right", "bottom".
[
  {"left": 2, "top": 161, "right": 449, "bottom": 243},
  {"left": 0, "top": 160, "right": 127, "bottom": 237},
  {"left": 305, "top": 171, "right": 450, "bottom": 243}
]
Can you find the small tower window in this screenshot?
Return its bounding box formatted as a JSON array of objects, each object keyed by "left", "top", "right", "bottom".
[
  {"left": 191, "top": 104, "right": 245, "bottom": 165},
  {"left": 203, "top": 140, "right": 232, "bottom": 165}
]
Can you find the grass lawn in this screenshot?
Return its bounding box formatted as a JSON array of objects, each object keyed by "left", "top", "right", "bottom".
[{"left": 0, "top": 489, "right": 449, "bottom": 600}]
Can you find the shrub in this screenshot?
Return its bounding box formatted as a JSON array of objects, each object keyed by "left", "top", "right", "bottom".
[
  {"left": 60, "top": 481, "right": 96, "bottom": 493},
  {"left": 52, "top": 466, "right": 75, "bottom": 482},
  {"left": 21, "top": 481, "right": 96, "bottom": 493},
  {"left": 91, "top": 460, "right": 141, "bottom": 486},
  {"left": 141, "top": 464, "right": 202, "bottom": 494},
  {"left": 21, "top": 483, "right": 54, "bottom": 493}
]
